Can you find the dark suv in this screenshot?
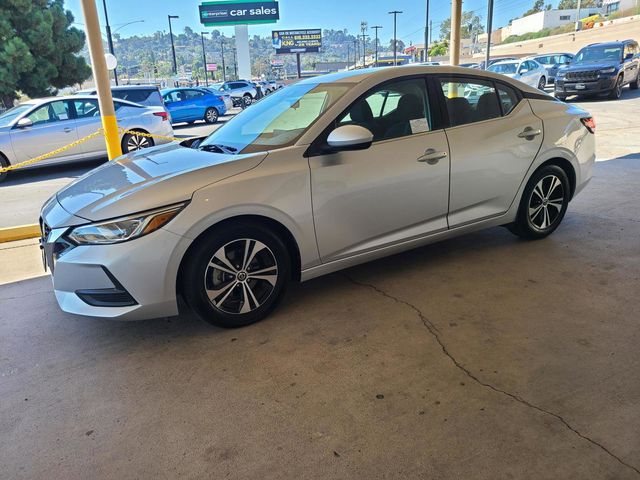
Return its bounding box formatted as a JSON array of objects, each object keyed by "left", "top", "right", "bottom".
[{"left": 555, "top": 40, "right": 639, "bottom": 100}]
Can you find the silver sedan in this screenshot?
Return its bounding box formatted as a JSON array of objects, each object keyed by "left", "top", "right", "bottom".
[
  {"left": 0, "top": 95, "right": 174, "bottom": 181},
  {"left": 40, "top": 66, "right": 595, "bottom": 327}
]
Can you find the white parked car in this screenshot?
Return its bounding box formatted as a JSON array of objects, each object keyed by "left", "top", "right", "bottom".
[
  {"left": 0, "top": 96, "right": 174, "bottom": 182},
  {"left": 488, "top": 59, "right": 547, "bottom": 90},
  {"left": 40, "top": 66, "right": 595, "bottom": 327}
]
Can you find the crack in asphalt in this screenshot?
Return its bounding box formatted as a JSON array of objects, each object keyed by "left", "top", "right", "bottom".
[{"left": 344, "top": 274, "right": 640, "bottom": 477}]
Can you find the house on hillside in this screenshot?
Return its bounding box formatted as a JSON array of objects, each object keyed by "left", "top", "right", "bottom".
[
  {"left": 603, "top": 0, "right": 637, "bottom": 15},
  {"left": 510, "top": 8, "right": 601, "bottom": 36}
]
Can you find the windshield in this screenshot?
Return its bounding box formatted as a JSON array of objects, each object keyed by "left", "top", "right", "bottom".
[
  {"left": 488, "top": 63, "right": 518, "bottom": 74},
  {"left": 574, "top": 46, "right": 622, "bottom": 63},
  {"left": 201, "top": 82, "right": 351, "bottom": 154},
  {"left": 0, "top": 104, "right": 34, "bottom": 127}
]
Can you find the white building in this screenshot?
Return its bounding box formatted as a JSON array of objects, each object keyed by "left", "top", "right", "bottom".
[
  {"left": 603, "top": 0, "right": 638, "bottom": 15},
  {"left": 509, "top": 8, "right": 601, "bottom": 36}
]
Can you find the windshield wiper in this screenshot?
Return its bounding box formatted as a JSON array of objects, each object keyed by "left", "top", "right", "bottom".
[{"left": 199, "top": 144, "right": 238, "bottom": 155}]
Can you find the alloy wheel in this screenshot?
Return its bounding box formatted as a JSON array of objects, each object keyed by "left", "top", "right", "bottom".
[
  {"left": 206, "top": 108, "right": 218, "bottom": 123},
  {"left": 538, "top": 77, "right": 546, "bottom": 90},
  {"left": 528, "top": 175, "right": 565, "bottom": 231},
  {"left": 127, "top": 134, "right": 150, "bottom": 151},
  {"left": 204, "top": 238, "right": 278, "bottom": 315}
]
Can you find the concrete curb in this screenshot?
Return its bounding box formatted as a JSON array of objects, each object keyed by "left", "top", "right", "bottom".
[{"left": 0, "top": 224, "right": 40, "bottom": 243}]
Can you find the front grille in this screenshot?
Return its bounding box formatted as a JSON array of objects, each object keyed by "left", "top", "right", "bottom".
[{"left": 565, "top": 70, "right": 599, "bottom": 81}]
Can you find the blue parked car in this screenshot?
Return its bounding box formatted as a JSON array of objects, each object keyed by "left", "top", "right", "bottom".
[{"left": 160, "top": 87, "right": 227, "bottom": 125}]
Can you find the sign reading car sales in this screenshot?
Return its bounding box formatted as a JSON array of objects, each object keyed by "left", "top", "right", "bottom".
[
  {"left": 272, "top": 29, "right": 322, "bottom": 54},
  {"left": 199, "top": 1, "right": 279, "bottom": 26}
]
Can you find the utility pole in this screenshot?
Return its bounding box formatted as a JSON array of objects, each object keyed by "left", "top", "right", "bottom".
[
  {"left": 221, "top": 36, "right": 227, "bottom": 82},
  {"left": 485, "top": 0, "right": 494, "bottom": 69},
  {"left": 450, "top": 0, "right": 462, "bottom": 66},
  {"left": 354, "top": 39, "right": 358, "bottom": 68},
  {"left": 347, "top": 42, "right": 350, "bottom": 69},
  {"left": 360, "top": 21, "right": 368, "bottom": 68},
  {"left": 233, "top": 47, "right": 238, "bottom": 79},
  {"left": 168, "top": 15, "right": 179, "bottom": 76},
  {"left": 575, "top": 0, "right": 582, "bottom": 31},
  {"left": 424, "top": 0, "right": 430, "bottom": 62},
  {"left": 388, "top": 10, "right": 402, "bottom": 66},
  {"left": 201, "top": 31, "right": 209, "bottom": 87},
  {"left": 372, "top": 25, "right": 382, "bottom": 67},
  {"left": 101, "top": 0, "right": 118, "bottom": 85},
  {"left": 79, "top": 0, "right": 121, "bottom": 159}
]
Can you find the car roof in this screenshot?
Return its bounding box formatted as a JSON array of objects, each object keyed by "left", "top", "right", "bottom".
[
  {"left": 489, "top": 59, "right": 520, "bottom": 65},
  {"left": 17, "top": 95, "right": 145, "bottom": 108},
  {"left": 583, "top": 41, "right": 630, "bottom": 48}
]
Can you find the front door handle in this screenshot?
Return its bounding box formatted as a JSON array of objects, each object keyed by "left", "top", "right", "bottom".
[
  {"left": 518, "top": 127, "right": 542, "bottom": 140},
  {"left": 417, "top": 148, "right": 448, "bottom": 165},
  {"left": 63, "top": 127, "right": 73, "bottom": 133}
]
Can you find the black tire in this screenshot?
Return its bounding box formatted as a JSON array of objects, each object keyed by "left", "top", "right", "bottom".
[
  {"left": 182, "top": 222, "right": 291, "bottom": 328},
  {"left": 121, "top": 131, "right": 154, "bottom": 153},
  {"left": 204, "top": 107, "right": 219, "bottom": 124},
  {"left": 608, "top": 76, "right": 623, "bottom": 99},
  {"left": 556, "top": 94, "right": 567, "bottom": 102},
  {"left": 243, "top": 94, "right": 252, "bottom": 107},
  {"left": 538, "top": 76, "right": 546, "bottom": 90},
  {"left": 0, "top": 153, "right": 9, "bottom": 183},
  {"left": 508, "top": 164, "right": 570, "bottom": 240}
]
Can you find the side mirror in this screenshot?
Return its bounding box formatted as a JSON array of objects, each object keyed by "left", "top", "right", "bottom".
[
  {"left": 16, "top": 118, "right": 33, "bottom": 128},
  {"left": 327, "top": 125, "right": 373, "bottom": 151}
]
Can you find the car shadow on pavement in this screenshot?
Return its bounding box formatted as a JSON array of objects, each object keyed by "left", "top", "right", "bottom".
[
  {"left": 563, "top": 87, "right": 640, "bottom": 103},
  {"left": 1, "top": 158, "right": 106, "bottom": 187}
]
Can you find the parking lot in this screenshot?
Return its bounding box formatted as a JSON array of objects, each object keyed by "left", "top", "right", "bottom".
[{"left": 1, "top": 89, "right": 640, "bottom": 479}]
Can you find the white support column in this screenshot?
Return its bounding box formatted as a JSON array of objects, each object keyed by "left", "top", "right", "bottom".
[{"left": 235, "top": 24, "right": 251, "bottom": 80}]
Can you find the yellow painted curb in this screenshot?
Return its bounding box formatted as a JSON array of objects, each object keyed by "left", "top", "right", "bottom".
[{"left": 0, "top": 224, "right": 41, "bottom": 243}]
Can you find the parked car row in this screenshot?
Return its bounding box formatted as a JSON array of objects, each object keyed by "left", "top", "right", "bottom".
[{"left": 482, "top": 39, "right": 639, "bottom": 101}]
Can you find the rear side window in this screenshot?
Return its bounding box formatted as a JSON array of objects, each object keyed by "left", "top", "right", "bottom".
[
  {"left": 112, "top": 89, "right": 153, "bottom": 104},
  {"left": 438, "top": 78, "right": 501, "bottom": 127},
  {"left": 497, "top": 84, "right": 519, "bottom": 115}
]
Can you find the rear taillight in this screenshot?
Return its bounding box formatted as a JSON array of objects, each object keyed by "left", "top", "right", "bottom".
[
  {"left": 217, "top": 96, "right": 225, "bottom": 102},
  {"left": 580, "top": 117, "right": 596, "bottom": 134},
  {"left": 153, "top": 111, "right": 169, "bottom": 121}
]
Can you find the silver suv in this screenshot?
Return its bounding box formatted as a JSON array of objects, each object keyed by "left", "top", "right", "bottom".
[{"left": 214, "top": 81, "right": 257, "bottom": 106}]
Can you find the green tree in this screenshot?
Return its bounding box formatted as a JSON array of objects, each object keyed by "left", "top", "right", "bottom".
[
  {"left": 524, "top": 0, "right": 545, "bottom": 16},
  {"left": 439, "top": 11, "right": 485, "bottom": 40},
  {"left": 428, "top": 40, "right": 449, "bottom": 57},
  {"left": 0, "top": 0, "right": 90, "bottom": 107},
  {"left": 557, "top": 0, "right": 598, "bottom": 8}
]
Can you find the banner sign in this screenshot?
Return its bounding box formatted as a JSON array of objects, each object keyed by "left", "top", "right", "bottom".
[
  {"left": 272, "top": 29, "right": 322, "bottom": 54},
  {"left": 199, "top": 1, "right": 279, "bottom": 26},
  {"left": 206, "top": 63, "right": 218, "bottom": 71}
]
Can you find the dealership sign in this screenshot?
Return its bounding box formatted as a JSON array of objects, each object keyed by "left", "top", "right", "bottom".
[
  {"left": 206, "top": 63, "right": 218, "bottom": 71},
  {"left": 199, "top": 1, "right": 279, "bottom": 26},
  {"left": 272, "top": 29, "right": 322, "bottom": 54}
]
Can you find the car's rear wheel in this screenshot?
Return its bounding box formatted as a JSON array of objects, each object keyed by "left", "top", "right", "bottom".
[
  {"left": 609, "top": 76, "right": 623, "bottom": 99},
  {"left": 243, "top": 94, "right": 252, "bottom": 107},
  {"left": 508, "top": 164, "right": 570, "bottom": 240},
  {"left": 121, "top": 131, "right": 154, "bottom": 153},
  {"left": 0, "top": 153, "right": 9, "bottom": 183},
  {"left": 204, "top": 107, "right": 219, "bottom": 124},
  {"left": 182, "top": 223, "right": 291, "bottom": 328},
  {"left": 538, "top": 76, "right": 546, "bottom": 90},
  {"left": 630, "top": 74, "right": 639, "bottom": 90}
]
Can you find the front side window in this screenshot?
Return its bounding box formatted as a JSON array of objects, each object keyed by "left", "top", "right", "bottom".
[
  {"left": 0, "top": 104, "right": 34, "bottom": 127},
  {"left": 338, "top": 78, "right": 431, "bottom": 142},
  {"left": 27, "top": 101, "right": 71, "bottom": 125},
  {"left": 201, "top": 82, "right": 350, "bottom": 154},
  {"left": 438, "top": 78, "right": 501, "bottom": 127},
  {"left": 164, "top": 90, "right": 185, "bottom": 103}
]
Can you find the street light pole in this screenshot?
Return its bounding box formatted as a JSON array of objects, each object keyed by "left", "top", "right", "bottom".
[
  {"left": 388, "top": 10, "right": 402, "bottom": 66},
  {"left": 201, "top": 32, "right": 209, "bottom": 87},
  {"left": 101, "top": 0, "right": 118, "bottom": 85},
  {"left": 221, "top": 36, "right": 226, "bottom": 82},
  {"left": 360, "top": 21, "right": 368, "bottom": 68},
  {"left": 424, "top": 0, "right": 430, "bottom": 62},
  {"left": 354, "top": 39, "right": 358, "bottom": 68},
  {"left": 168, "top": 15, "right": 179, "bottom": 76},
  {"left": 372, "top": 26, "right": 382, "bottom": 67},
  {"left": 485, "top": 0, "right": 494, "bottom": 69}
]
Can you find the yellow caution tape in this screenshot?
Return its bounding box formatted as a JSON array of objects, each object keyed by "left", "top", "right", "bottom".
[{"left": 0, "top": 127, "right": 191, "bottom": 174}]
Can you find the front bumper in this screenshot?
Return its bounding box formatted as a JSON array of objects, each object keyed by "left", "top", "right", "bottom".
[
  {"left": 555, "top": 77, "right": 616, "bottom": 95},
  {"left": 41, "top": 210, "right": 190, "bottom": 321}
]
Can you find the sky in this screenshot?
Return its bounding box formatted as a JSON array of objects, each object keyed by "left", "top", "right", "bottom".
[{"left": 65, "top": 0, "right": 564, "bottom": 46}]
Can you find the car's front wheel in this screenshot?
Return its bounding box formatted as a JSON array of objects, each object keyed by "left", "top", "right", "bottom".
[
  {"left": 121, "top": 131, "right": 154, "bottom": 153},
  {"left": 608, "top": 76, "right": 623, "bottom": 99},
  {"left": 508, "top": 164, "right": 570, "bottom": 240},
  {"left": 182, "top": 223, "right": 291, "bottom": 328},
  {"left": 0, "top": 154, "right": 9, "bottom": 183},
  {"left": 243, "top": 94, "right": 252, "bottom": 107},
  {"left": 204, "top": 107, "right": 219, "bottom": 124}
]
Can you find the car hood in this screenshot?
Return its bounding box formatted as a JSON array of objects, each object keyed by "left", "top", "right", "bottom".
[
  {"left": 560, "top": 62, "right": 618, "bottom": 72},
  {"left": 56, "top": 143, "right": 267, "bottom": 221}
]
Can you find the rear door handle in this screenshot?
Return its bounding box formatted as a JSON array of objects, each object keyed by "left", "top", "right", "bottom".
[
  {"left": 417, "top": 148, "right": 448, "bottom": 165},
  {"left": 518, "top": 127, "right": 542, "bottom": 140},
  {"left": 63, "top": 127, "right": 73, "bottom": 133}
]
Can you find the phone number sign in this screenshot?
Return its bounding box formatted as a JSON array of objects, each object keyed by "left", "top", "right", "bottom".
[{"left": 272, "top": 29, "right": 322, "bottom": 54}]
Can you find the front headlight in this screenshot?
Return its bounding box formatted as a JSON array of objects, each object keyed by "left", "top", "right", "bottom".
[
  {"left": 67, "top": 203, "right": 187, "bottom": 245},
  {"left": 556, "top": 70, "right": 566, "bottom": 78},
  {"left": 600, "top": 67, "right": 616, "bottom": 74}
]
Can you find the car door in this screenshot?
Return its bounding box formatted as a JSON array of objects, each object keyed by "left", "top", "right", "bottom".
[
  {"left": 183, "top": 89, "right": 206, "bottom": 119},
  {"left": 308, "top": 76, "right": 450, "bottom": 262},
  {"left": 163, "top": 90, "right": 187, "bottom": 122},
  {"left": 436, "top": 76, "right": 543, "bottom": 227},
  {"left": 622, "top": 43, "right": 639, "bottom": 84},
  {"left": 9, "top": 100, "right": 80, "bottom": 165},
  {"left": 71, "top": 98, "right": 106, "bottom": 157}
]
